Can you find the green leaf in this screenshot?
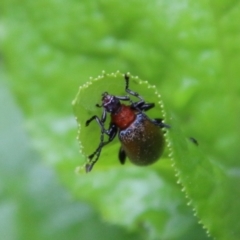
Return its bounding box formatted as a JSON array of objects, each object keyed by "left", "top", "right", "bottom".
[
  {"left": 0, "top": 77, "right": 142, "bottom": 240},
  {"left": 72, "top": 165, "right": 208, "bottom": 240},
  {"left": 165, "top": 112, "right": 240, "bottom": 240},
  {"left": 72, "top": 72, "right": 209, "bottom": 239},
  {"left": 72, "top": 71, "right": 168, "bottom": 170},
  {"left": 2, "top": 0, "right": 240, "bottom": 239}
]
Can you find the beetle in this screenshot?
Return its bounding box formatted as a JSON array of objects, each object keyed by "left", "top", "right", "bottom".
[{"left": 85, "top": 74, "right": 170, "bottom": 172}]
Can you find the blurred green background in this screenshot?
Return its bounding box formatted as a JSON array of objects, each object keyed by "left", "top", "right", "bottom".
[{"left": 1, "top": 0, "right": 240, "bottom": 239}]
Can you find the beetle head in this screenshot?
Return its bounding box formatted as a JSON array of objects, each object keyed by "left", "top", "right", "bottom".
[{"left": 101, "top": 92, "right": 121, "bottom": 113}]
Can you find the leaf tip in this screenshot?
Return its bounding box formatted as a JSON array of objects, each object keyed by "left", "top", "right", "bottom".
[{"left": 75, "top": 165, "right": 86, "bottom": 174}]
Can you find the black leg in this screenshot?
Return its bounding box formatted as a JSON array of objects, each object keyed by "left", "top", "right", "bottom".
[
  {"left": 152, "top": 118, "right": 170, "bottom": 129},
  {"left": 124, "top": 74, "right": 156, "bottom": 113},
  {"left": 86, "top": 139, "right": 112, "bottom": 172},
  {"left": 118, "top": 147, "right": 127, "bottom": 165},
  {"left": 124, "top": 74, "right": 144, "bottom": 103},
  {"left": 86, "top": 115, "right": 102, "bottom": 127},
  {"left": 115, "top": 95, "right": 131, "bottom": 101},
  {"left": 132, "top": 102, "right": 155, "bottom": 112},
  {"left": 85, "top": 123, "right": 118, "bottom": 172},
  {"left": 86, "top": 108, "right": 106, "bottom": 127}
]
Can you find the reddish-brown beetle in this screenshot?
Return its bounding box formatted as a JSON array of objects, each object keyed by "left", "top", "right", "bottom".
[{"left": 85, "top": 74, "right": 169, "bottom": 172}]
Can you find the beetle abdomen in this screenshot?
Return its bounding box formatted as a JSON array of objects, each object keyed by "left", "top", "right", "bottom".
[{"left": 118, "top": 113, "right": 165, "bottom": 166}]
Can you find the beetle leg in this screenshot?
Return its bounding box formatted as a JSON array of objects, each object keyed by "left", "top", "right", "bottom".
[
  {"left": 152, "top": 118, "right": 171, "bottom": 129},
  {"left": 86, "top": 123, "right": 118, "bottom": 172},
  {"left": 124, "top": 74, "right": 157, "bottom": 113},
  {"left": 118, "top": 147, "right": 127, "bottom": 165},
  {"left": 115, "top": 95, "right": 130, "bottom": 101},
  {"left": 124, "top": 74, "right": 145, "bottom": 105},
  {"left": 86, "top": 115, "right": 102, "bottom": 127},
  {"left": 132, "top": 102, "right": 155, "bottom": 112},
  {"left": 86, "top": 108, "right": 106, "bottom": 127}
]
